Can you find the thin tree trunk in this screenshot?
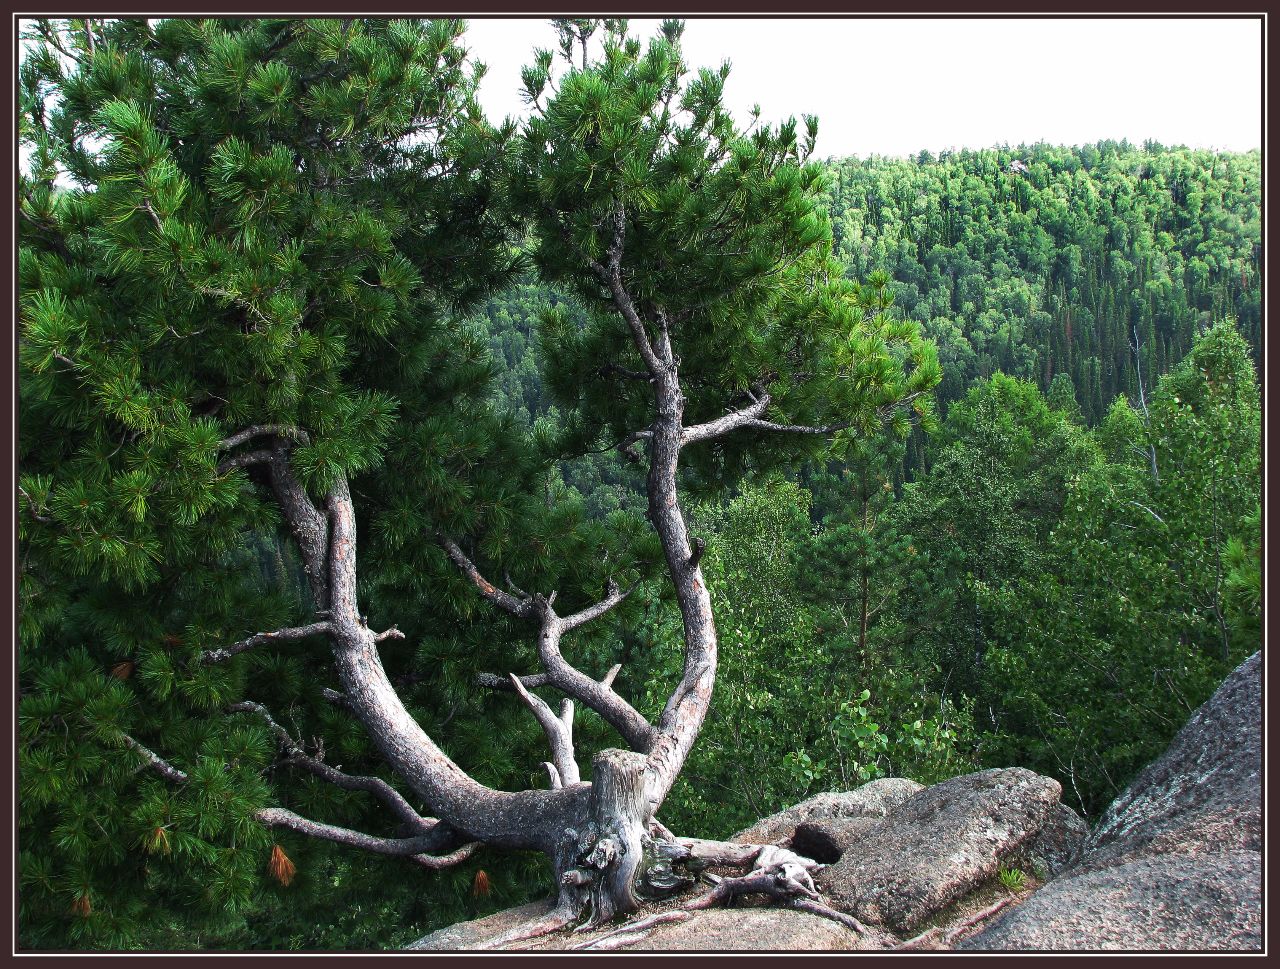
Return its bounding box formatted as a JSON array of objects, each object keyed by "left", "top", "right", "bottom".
[
  {"left": 858, "top": 483, "right": 871, "bottom": 674},
  {"left": 640, "top": 357, "right": 718, "bottom": 810}
]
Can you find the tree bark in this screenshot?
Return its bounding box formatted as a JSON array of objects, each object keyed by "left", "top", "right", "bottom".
[{"left": 637, "top": 343, "right": 718, "bottom": 811}]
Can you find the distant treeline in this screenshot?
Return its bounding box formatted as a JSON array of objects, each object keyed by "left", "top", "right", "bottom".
[{"left": 822, "top": 142, "right": 1261, "bottom": 417}]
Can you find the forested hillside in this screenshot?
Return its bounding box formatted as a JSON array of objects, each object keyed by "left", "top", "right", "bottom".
[
  {"left": 825, "top": 144, "right": 1261, "bottom": 418},
  {"left": 481, "top": 144, "right": 1261, "bottom": 470},
  {"left": 18, "top": 17, "right": 1261, "bottom": 953},
  {"left": 470, "top": 140, "right": 1263, "bottom": 829}
]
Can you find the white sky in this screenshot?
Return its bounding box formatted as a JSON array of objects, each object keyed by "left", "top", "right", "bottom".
[{"left": 462, "top": 17, "right": 1264, "bottom": 159}]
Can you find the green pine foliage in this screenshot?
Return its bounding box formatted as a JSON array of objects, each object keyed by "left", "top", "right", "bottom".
[
  {"left": 507, "top": 19, "right": 939, "bottom": 490},
  {"left": 17, "top": 16, "right": 537, "bottom": 948},
  {"left": 934, "top": 323, "right": 1261, "bottom": 814}
]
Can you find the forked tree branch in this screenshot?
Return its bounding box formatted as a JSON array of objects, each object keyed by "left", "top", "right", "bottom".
[
  {"left": 508, "top": 674, "right": 580, "bottom": 787},
  {"left": 256, "top": 807, "right": 474, "bottom": 865},
  {"left": 561, "top": 578, "right": 638, "bottom": 630},
  {"left": 228, "top": 700, "right": 437, "bottom": 834},
  {"left": 214, "top": 439, "right": 579, "bottom": 853},
  {"left": 443, "top": 541, "right": 656, "bottom": 752}
]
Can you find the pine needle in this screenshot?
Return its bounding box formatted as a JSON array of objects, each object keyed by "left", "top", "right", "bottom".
[
  {"left": 146, "top": 826, "right": 170, "bottom": 856},
  {"left": 268, "top": 844, "right": 296, "bottom": 887}
]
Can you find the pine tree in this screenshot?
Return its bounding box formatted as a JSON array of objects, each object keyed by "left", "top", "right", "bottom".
[
  {"left": 20, "top": 16, "right": 938, "bottom": 945},
  {"left": 18, "top": 17, "right": 519, "bottom": 947}
]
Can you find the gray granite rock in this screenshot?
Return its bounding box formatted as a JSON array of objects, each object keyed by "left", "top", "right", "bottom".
[
  {"left": 1081, "top": 651, "right": 1261, "bottom": 874},
  {"left": 959, "top": 851, "right": 1261, "bottom": 951},
  {"left": 408, "top": 900, "right": 552, "bottom": 950},
  {"left": 818, "top": 767, "right": 1063, "bottom": 933},
  {"left": 732, "top": 776, "right": 924, "bottom": 846},
  {"left": 628, "top": 906, "right": 869, "bottom": 951},
  {"left": 965, "top": 652, "right": 1262, "bottom": 952},
  {"left": 1016, "top": 802, "right": 1088, "bottom": 878},
  {"left": 409, "top": 898, "right": 876, "bottom": 951}
]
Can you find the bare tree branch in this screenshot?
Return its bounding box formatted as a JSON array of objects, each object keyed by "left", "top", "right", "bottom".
[
  {"left": 320, "top": 687, "right": 350, "bottom": 708},
  {"left": 439, "top": 537, "right": 533, "bottom": 618},
  {"left": 560, "top": 578, "right": 638, "bottom": 631},
  {"left": 476, "top": 671, "right": 552, "bottom": 691},
  {"left": 17, "top": 485, "right": 53, "bottom": 524},
  {"left": 680, "top": 395, "right": 773, "bottom": 445},
  {"left": 228, "top": 700, "right": 437, "bottom": 834},
  {"left": 122, "top": 734, "right": 189, "bottom": 783},
  {"left": 687, "top": 537, "right": 705, "bottom": 570},
  {"left": 600, "top": 663, "right": 622, "bottom": 690},
  {"left": 617, "top": 428, "right": 654, "bottom": 463},
  {"left": 598, "top": 200, "right": 663, "bottom": 375},
  {"left": 256, "top": 807, "right": 461, "bottom": 859},
  {"left": 409, "top": 840, "right": 482, "bottom": 870},
  {"left": 543, "top": 761, "right": 563, "bottom": 790},
  {"left": 217, "top": 428, "right": 330, "bottom": 610},
  {"left": 443, "top": 543, "right": 656, "bottom": 752},
  {"left": 200, "top": 622, "right": 331, "bottom": 665},
  {"left": 682, "top": 393, "right": 928, "bottom": 447},
  {"left": 508, "top": 674, "right": 581, "bottom": 786},
  {"left": 219, "top": 424, "right": 311, "bottom": 451}
]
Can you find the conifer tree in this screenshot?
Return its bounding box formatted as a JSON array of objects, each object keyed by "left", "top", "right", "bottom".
[
  {"left": 19, "top": 17, "right": 937, "bottom": 944},
  {"left": 18, "top": 17, "right": 519, "bottom": 946}
]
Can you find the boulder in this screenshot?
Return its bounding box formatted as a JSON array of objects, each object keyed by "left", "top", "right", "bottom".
[
  {"left": 958, "top": 852, "right": 1261, "bottom": 951},
  {"left": 1080, "top": 650, "right": 1261, "bottom": 874},
  {"left": 732, "top": 777, "right": 923, "bottom": 846},
  {"left": 818, "top": 767, "right": 1063, "bottom": 933},
  {"left": 1015, "top": 802, "right": 1088, "bottom": 879},
  {"left": 965, "top": 651, "right": 1261, "bottom": 952},
  {"left": 409, "top": 900, "right": 553, "bottom": 950}
]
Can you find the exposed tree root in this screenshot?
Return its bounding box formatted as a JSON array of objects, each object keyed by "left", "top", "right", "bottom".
[
  {"left": 561, "top": 837, "right": 881, "bottom": 952},
  {"left": 676, "top": 837, "right": 824, "bottom": 873},
  {"left": 476, "top": 906, "right": 579, "bottom": 951},
  {"left": 786, "top": 898, "right": 896, "bottom": 947},
  {"left": 942, "top": 895, "right": 1017, "bottom": 944},
  {"left": 571, "top": 910, "right": 694, "bottom": 950},
  {"left": 895, "top": 927, "right": 946, "bottom": 951},
  {"left": 894, "top": 895, "right": 1018, "bottom": 950}
]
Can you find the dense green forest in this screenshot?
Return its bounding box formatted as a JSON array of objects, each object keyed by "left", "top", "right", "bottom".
[
  {"left": 472, "top": 138, "right": 1264, "bottom": 822},
  {"left": 17, "top": 17, "right": 1261, "bottom": 951},
  {"left": 483, "top": 142, "right": 1262, "bottom": 470}
]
